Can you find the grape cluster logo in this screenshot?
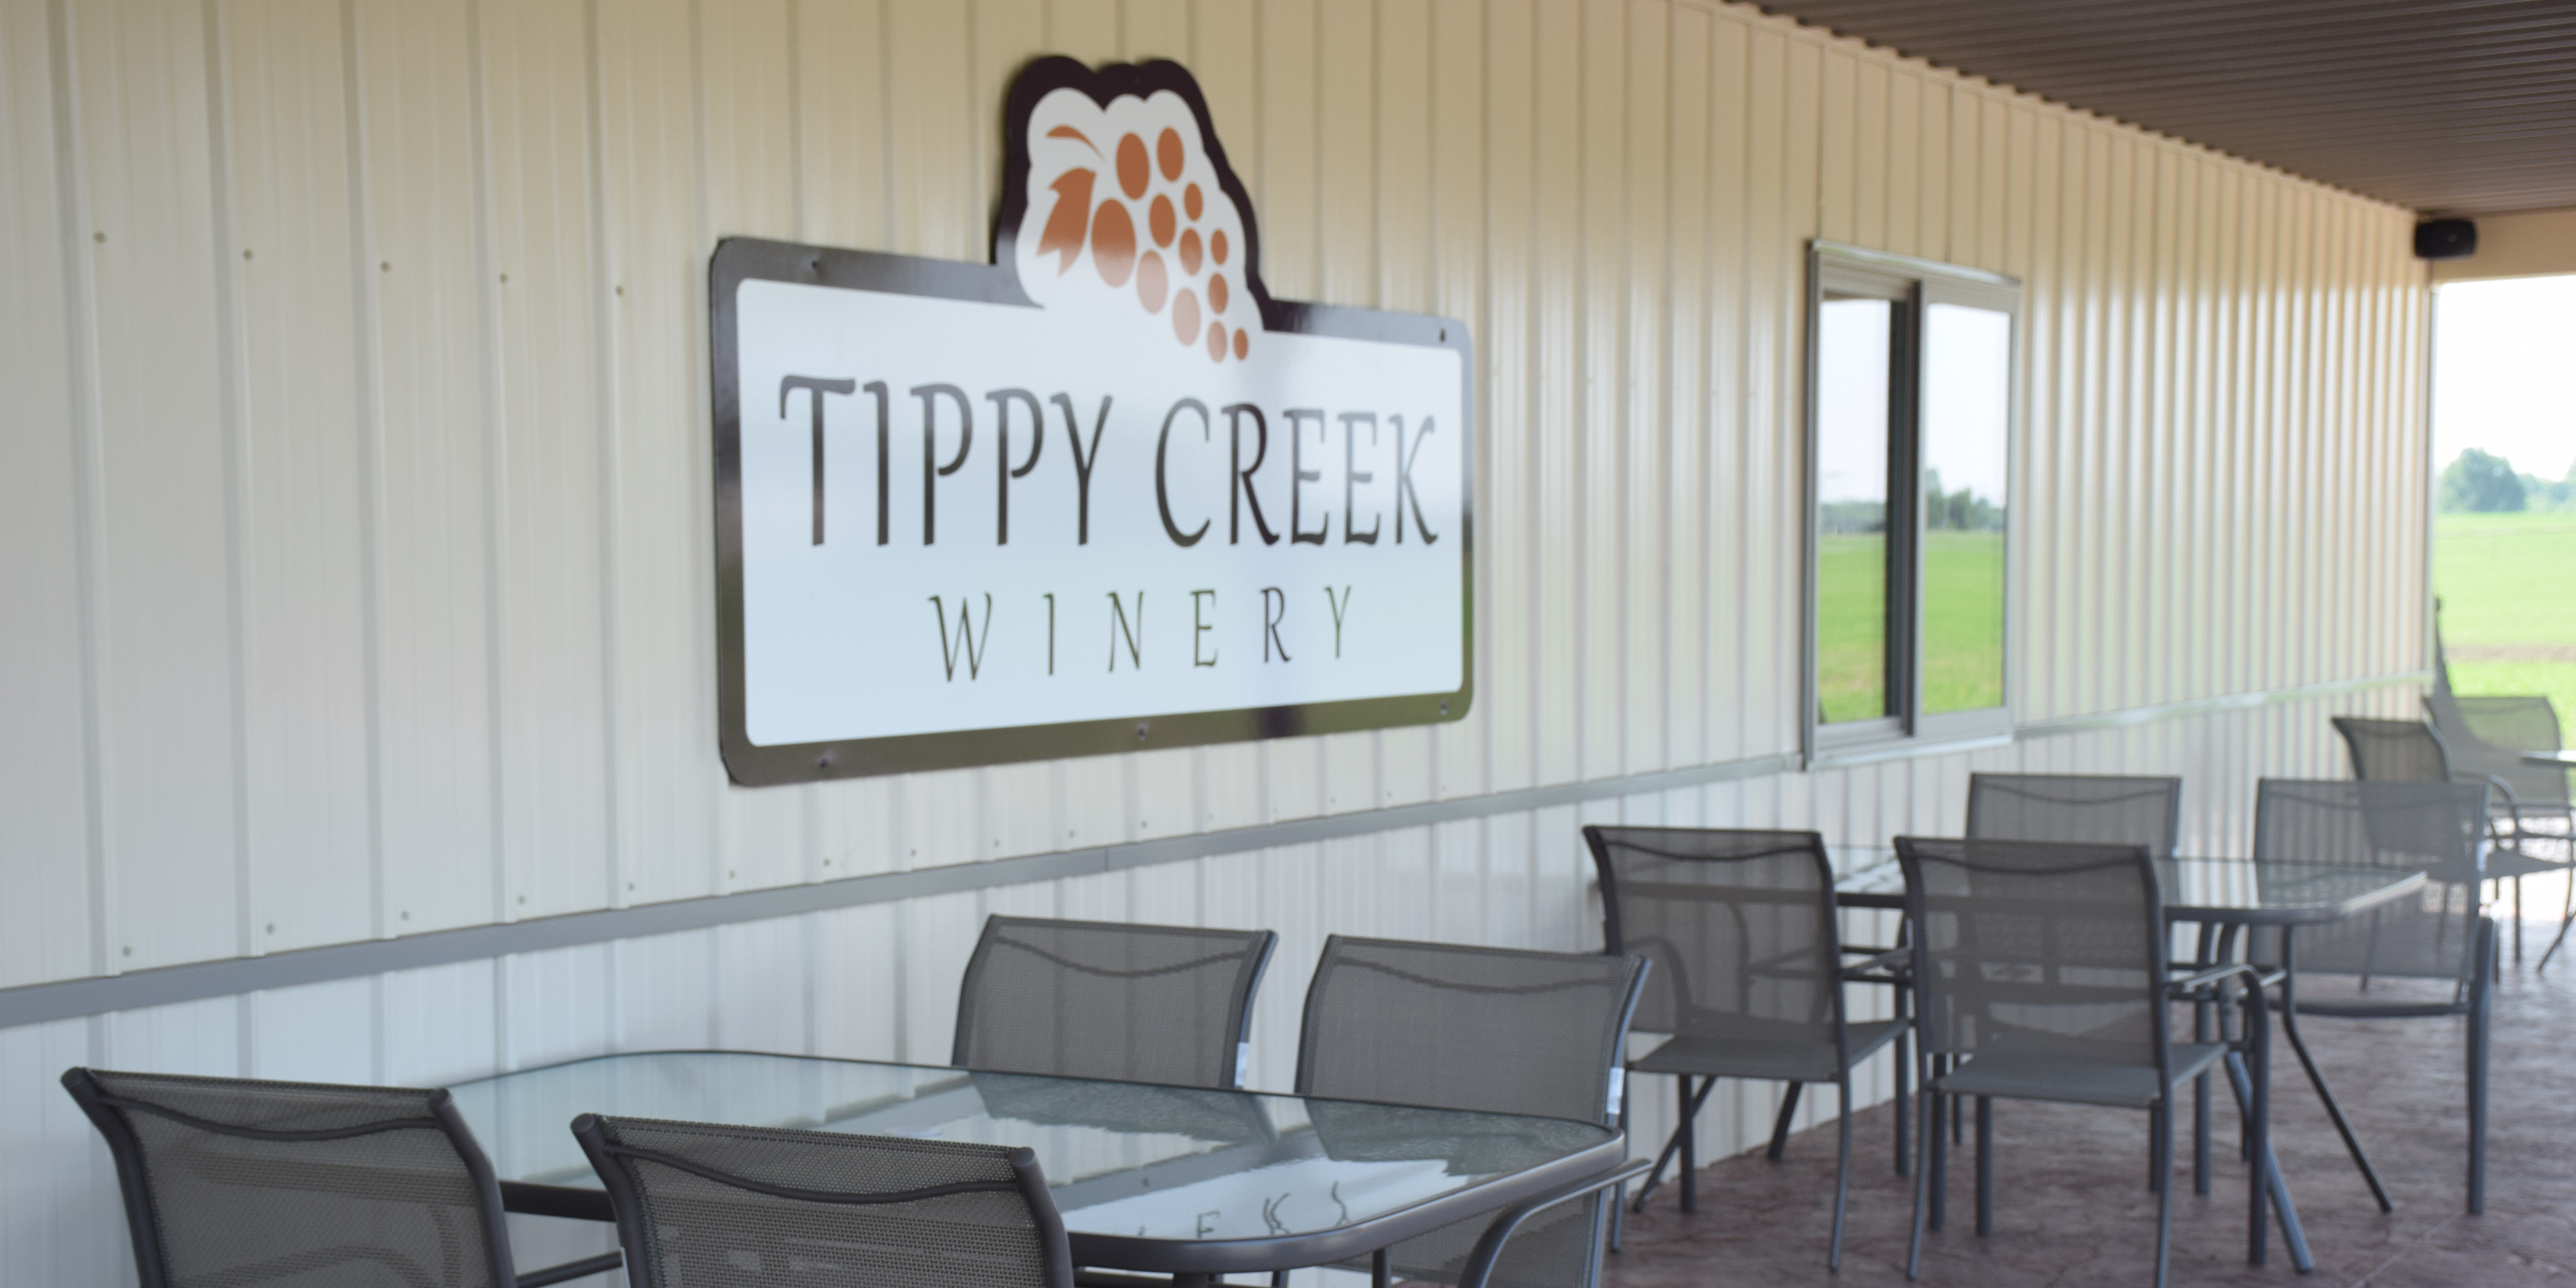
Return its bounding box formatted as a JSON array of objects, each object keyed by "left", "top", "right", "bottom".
[
  {"left": 1011, "top": 75, "right": 1261, "bottom": 364},
  {"left": 710, "top": 58, "right": 1472, "bottom": 785}
]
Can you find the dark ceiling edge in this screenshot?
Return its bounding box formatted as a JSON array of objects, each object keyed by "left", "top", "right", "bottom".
[{"left": 1739, "top": 0, "right": 2461, "bottom": 217}]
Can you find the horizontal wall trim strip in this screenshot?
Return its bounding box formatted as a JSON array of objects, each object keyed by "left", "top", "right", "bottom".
[
  {"left": 2015, "top": 670, "right": 2433, "bottom": 738},
  {"left": 0, "top": 669, "right": 2429, "bottom": 1031}
]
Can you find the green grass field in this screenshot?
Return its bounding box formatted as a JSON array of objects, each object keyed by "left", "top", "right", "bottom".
[
  {"left": 1923, "top": 531, "right": 2005, "bottom": 713},
  {"left": 1817, "top": 531, "right": 2005, "bottom": 723},
  {"left": 1817, "top": 535, "right": 1889, "bottom": 723},
  {"left": 2436, "top": 512, "right": 2576, "bottom": 720}
]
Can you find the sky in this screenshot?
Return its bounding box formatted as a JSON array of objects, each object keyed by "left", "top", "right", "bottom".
[{"left": 2432, "top": 273, "right": 2576, "bottom": 480}]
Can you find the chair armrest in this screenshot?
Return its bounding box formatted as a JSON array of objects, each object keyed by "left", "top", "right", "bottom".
[
  {"left": 515, "top": 1251, "right": 623, "bottom": 1288},
  {"left": 1454, "top": 1160, "right": 1653, "bottom": 1288},
  {"left": 2166, "top": 962, "right": 2265, "bottom": 996},
  {"left": 1841, "top": 946, "right": 1912, "bottom": 981},
  {"left": 2460, "top": 772, "right": 2521, "bottom": 807}
]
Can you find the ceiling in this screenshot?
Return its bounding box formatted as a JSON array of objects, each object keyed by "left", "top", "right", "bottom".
[{"left": 1754, "top": 0, "right": 2576, "bottom": 216}]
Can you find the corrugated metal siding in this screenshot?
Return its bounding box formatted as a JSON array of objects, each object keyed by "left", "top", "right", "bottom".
[{"left": 0, "top": 0, "right": 2426, "bottom": 1282}]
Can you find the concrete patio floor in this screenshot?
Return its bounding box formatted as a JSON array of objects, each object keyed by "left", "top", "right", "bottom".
[{"left": 1602, "top": 921, "right": 2576, "bottom": 1288}]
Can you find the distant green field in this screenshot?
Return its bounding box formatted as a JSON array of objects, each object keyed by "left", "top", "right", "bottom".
[
  {"left": 2436, "top": 512, "right": 2576, "bottom": 722},
  {"left": 1817, "top": 535, "right": 1888, "bottom": 723},
  {"left": 1817, "top": 531, "right": 2005, "bottom": 723},
  {"left": 1923, "top": 531, "right": 2005, "bottom": 713}
]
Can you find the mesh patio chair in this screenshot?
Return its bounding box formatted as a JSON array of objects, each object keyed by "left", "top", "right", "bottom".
[
  {"left": 2333, "top": 714, "right": 2565, "bottom": 962},
  {"left": 1582, "top": 825, "right": 1904, "bottom": 1269},
  {"left": 2249, "top": 778, "right": 2498, "bottom": 1214},
  {"left": 1965, "top": 773, "right": 2185, "bottom": 854},
  {"left": 2428, "top": 693, "right": 2576, "bottom": 966},
  {"left": 1957, "top": 775, "right": 2190, "bottom": 1189},
  {"left": 953, "top": 916, "right": 1277, "bottom": 1090},
  {"left": 573, "top": 1113, "right": 1074, "bottom": 1288},
  {"left": 1891, "top": 838, "right": 2273, "bottom": 1288},
  {"left": 61, "top": 1067, "right": 622, "bottom": 1288},
  {"left": 1294, "top": 936, "right": 1650, "bottom": 1288}
]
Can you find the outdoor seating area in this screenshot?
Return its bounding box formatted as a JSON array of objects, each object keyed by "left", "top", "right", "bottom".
[
  {"left": 7, "top": 1, "right": 2574, "bottom": 1286},
  {"left": 50, "top": 753, "right": 2565, "bottom": 1288}
]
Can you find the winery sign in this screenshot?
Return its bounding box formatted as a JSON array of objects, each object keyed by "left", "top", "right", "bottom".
[{"left": 713, "top": 58, "right": 1472, "bottom": 784}]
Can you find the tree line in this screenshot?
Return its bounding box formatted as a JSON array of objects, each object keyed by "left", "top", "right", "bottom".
[{"left": 2440, "top": 448, "right": 2576, "bottom": 513}]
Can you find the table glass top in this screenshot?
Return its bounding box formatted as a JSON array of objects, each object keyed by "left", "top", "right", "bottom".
[
  {"left": 448, "top": 1052, "right": 1615, "bottom": 1244},
  {"left": 1833, "top": 852, "right": 2427, "bottom": 922}
]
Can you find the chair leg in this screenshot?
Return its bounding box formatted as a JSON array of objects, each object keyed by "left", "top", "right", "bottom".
[
  {"left": 1907, "top": 1085, "right": 1933, "bottom": 1280},
  {"left": 2515, "top": 875, "right": 2525, "bottom": 964},
  {"left": 1766, "top": 1082, "right": 1804, "bottom": 1162},
  {"left": 1950, "top": 1061, "right": 1965, "bottom": 1146},
  {"left": 2153, "top": 1102, "right": 2175, "bottom": 1288},
  {"left": 2470, "top": 920, "right": 2494, "bottom": 1215},
  {"left": 1894, "top": 1028, "right": 1913, "bottom": 1177},
  {"left": 1974, "top": 1096, "right": 1993, "bottom": 1236},
  {"left": 1928, "top": 1091, "right": 1948, "bottom": 1233},
  {"left": 1830, "top": 1076, "right": 1853, "bottom": 1270}
]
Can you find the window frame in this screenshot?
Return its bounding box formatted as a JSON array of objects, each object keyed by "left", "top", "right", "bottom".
[{"left": 1802, "top": 241, "right": 2022, "bottom": 767}]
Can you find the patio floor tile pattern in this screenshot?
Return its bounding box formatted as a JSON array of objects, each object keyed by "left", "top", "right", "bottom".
[{"left": 1600, "top": 936, "right": 2576, "bottom": 1287}]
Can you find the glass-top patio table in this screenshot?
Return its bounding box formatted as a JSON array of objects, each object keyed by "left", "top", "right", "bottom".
[
  {"left": 1830, "top": 852, "right": 2426, "bottom": 921},
  {"left": 1831, "top": 851, "right": 2433, "bottom": 1273},
  {"left": 450, "top": 1052, "right": 1636, "bottom": 1284}
]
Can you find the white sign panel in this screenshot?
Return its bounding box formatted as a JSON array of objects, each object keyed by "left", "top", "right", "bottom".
[{"left": 713, "top": 58, "right": 1471, "bottom": 784}]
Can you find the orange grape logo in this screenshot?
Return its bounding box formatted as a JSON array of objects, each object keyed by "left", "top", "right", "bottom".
[{"left": 1006, "top": 62, "right": 1263, "bottom": 365}]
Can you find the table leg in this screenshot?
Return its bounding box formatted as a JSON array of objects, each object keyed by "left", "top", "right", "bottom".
[
  {"left": 2278, "top": 927, "right": 2396, "bottom": 1212},
  {"left": 1372, "top": 1247, "right": 1391, "bottom": 1288},
  {"left": 1630, "top": 1075, "right": 1716, "bottom": 1213},
  {"left": 2192, "top": 922, "right": 2215, "bottom": 1197},
  {"left": 1680, "top": 1075, "right": 1702, "bottom": 1212},
  {"left": 2223, "top": 1047, "right": 2312, "bottom": 1272}
]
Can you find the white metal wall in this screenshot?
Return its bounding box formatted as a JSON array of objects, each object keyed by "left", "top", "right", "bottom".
[{"left": 0, "top": 0, "right": 2428, "bottom": 1282}]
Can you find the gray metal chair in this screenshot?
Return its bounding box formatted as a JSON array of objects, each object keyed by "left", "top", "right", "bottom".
[
  {"left": 1891, "top": 838, "right": 2273, "bottom": 1288},
  {"left": 2249, "top": 778, "right": 2498, "bottom": 1214},
  {"left": 1966, "top": 773, "right": 2184, "bottom": 854},
  {"left": 2427, "top": 693, "right": 2576, "bottom": 966},
  {"left": 1582, "top": 825, "right": 1902, "bottom": 1269},
  {"left": 574, "top": 1113, "right": 1074, "bottom": 1288},
  {"left": 1957, "top": 775, "right": 2190, "bottom": 1186},
  {"left": 62, "top": 1067, "right": 622, "bottom": 1288},
  {"left": 2333, "top": 714, "right": 2565, "bottom": 961},
  {"left": 1295, "top": 935, "right": 1649, "bottom": 1288},
  {"left": 953, "top": 915, "right": 1277, "bottom": 1090}
]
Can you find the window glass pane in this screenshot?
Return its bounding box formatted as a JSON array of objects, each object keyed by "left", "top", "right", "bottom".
[
  {"left": 1920, "top": 301, "right": 2010, "bottom": 714},
  {"left": 1816, "top": 295, "right": 1894, "bottom": 724}
]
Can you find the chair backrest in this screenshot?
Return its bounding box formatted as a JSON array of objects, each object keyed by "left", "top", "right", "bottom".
[
  {"left": 952, "top": 916, "right": 1277, "bottom": 1090},
  {"left": 2252, "top": 777, "right": 2488, "bottom": 871},
  {"left": 61, "top": 1067, "right": 516, "bottom": 1288},
  {"left": 574, "top": 1114, "right": 1074, "bottom": 1288},
  {"left": 2429, "top": 693, "right": 2571, "bottom": 808},
  {"left": 2332, "top": 716, "right": 2453, "bottom": 783},
  {"left": 1294, "top": 936, "right": 1648, "bottom": 1127},
  {"left": 1890, "top": 838, "right": 2167, "bottom": 1075},
  {"left": 1582, "top": 826, "right": 1844, "bottom": 1047},
  {"left": 1965, "top": 773, "right": 2184, "bottom": 856},
  {"left": 2251, "top": 778, "right": 2489, "bottom": 983}
]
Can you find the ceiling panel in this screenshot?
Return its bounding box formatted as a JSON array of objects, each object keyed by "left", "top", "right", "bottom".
[{"left": 1756, "top": 0, "right": 2576, "bottom": 215}]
